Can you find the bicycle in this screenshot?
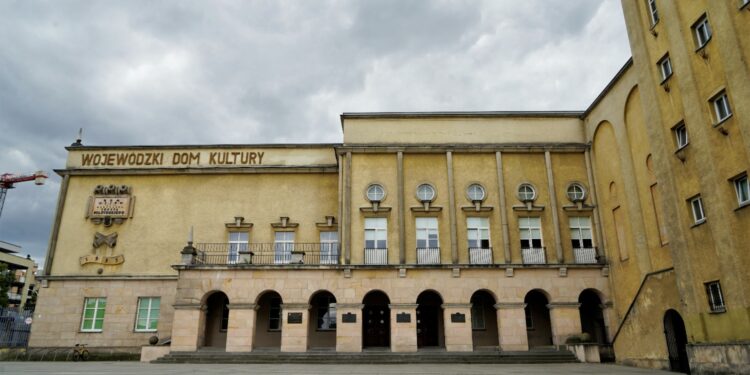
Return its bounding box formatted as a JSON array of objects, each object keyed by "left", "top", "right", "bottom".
[{"left": 72, "top": 343, "right": 90, "bottom": 361}]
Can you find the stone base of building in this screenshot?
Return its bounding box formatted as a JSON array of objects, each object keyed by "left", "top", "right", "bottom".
[
  {"left": 687, "top": 342, "right": 750, "bottom": 375},
  {"left": 0, "top": 346, "right": 141, "bottom": 361}
]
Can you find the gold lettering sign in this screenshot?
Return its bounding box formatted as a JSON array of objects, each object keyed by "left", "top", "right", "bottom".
[
  {"left": 80, "top": 254, "right": 125, "bottom": 265},
  {"left": 89, "top": 196, "right": 132, "bottom": 218}
]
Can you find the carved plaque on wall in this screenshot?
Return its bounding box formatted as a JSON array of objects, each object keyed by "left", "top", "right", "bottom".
[
  {"left": 287, "top": 312, "right": 303, "bottom": 324},
  {"left": 396, "top": 313, "right": 411, "bottom": 323},
  {"left": 89, "top": 196, "right": 132, "bottom": 218},
  {"left": 342, "top": 313, "right": 357, "bottom": 323},
  {"left": 450, "top": 313, "right": 466, "bottom": 323}
]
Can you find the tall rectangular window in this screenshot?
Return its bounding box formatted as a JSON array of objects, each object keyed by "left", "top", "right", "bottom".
[
  {"left": 658, "top": 55, "right": 672, "bottom": 81},
  {"left": 81, "top": 297, "right": 106, "bottom": 332},
  {"left": 274, "top": 231, "right": 295, "bottom": 264},
  {"left": 467, "top": 217, "right": 490, "bottom": 249},
  {"left": 518, "top": 217, "right": 542, "bottom": 249},
  {"left": 319, "top": 231, "right": 339, "bottom": 264},
  {"left": 692, "top": 15, "right": 712, "bottom": 48},
  {"left": 734, "top": 175, "right": 749, "bottom": 206},
  {"left": 711, "top": 92, "right": 732, "bottom": 123},
  {"left": 364, "top": 218, "right": 387, "bottom": 249},
  {"left": 569, "top": 217, "right": 593, "bottom": 249},
  {"left": 269, "top": 297, "right": 282, "bottom": 330},
  {"left": 471, "top": 303, "right": 485, "bottom": 330},
  {"left": 135, "top": 297, "right": 161, "bottom": 332},
  {"left": 705, "top": 281, "right": 725, "bottom": 313},
  {"left": 647, "top": 0, "right": 659, "bottom": 25},
  {"left": 416, "top": 217, "right": 439, "bottom": 248},
  {"left": 674, "top": 122, "right": 688, "bottom": 149},
  {"left": 228, "top": 231, "right": 248, "bottom": 264},
  {"left": 691, "top": 196, "right": 706, "bottom": 224}
]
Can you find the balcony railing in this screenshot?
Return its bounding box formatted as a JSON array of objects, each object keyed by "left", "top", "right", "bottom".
[
  {"left": 469, "top": 247, "right": 493, "bottom": 265},
  {"left": 416, "top": 247, "right": 440, "bottom": 265},
  {"left": 574, "top": 247, "right": 597, "bottom": 264},
  {"left": 522, "top": 247, "right": 546, "bottom": 264},
  {"left": 364, "top": 248, "right": 388, "bottom": 265},
  {"left": 194, "top": 243, "right": 339, "bottom": 265}
]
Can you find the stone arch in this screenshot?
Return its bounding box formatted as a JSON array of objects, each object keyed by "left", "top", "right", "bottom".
[
  {"left": 308, "top": 290, "right": 337, "bottom": 350},
  {"left": 201, "top": 290, "right": 229, "bottom": 349},
  {"left": 253, "top": 290, "right": 283, "bottom": 350},
  {"left": 524, "top": 289, "right": 553, "bottom": 349},
  {"left": 578, "top": 289, "right": 608, "bottom": 345},
  {"left": 362, "top": 290, "right": 391, "bottom": 348},
  {"left": 416, "top": 290, "right": 445, "bottom": 348},
  {"left": 470, "top": 290, "right": 499, "bottom": 349}
]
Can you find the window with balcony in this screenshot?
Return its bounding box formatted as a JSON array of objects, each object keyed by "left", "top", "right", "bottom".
[
  {"left": 416, "top": 217, "right": 439, "bottom": 264},
  {"left": 135, "top": 297, "right": 160, "bottom": 332},
  {"left": 467, "top": 217, "right": 491, "bottom": 264},
  {"left": 519, "top": 217, "right": 545, "bottom": 264},
  {"left": 81, "top": 297, "right": 106, "bottom": 332},
  {"left": 364, "top": 217, "right": 387, "bottom": 264},
  {"left": 711, "top": 91, "right": 732, "bottom": 123},
  {"left": 274, "top": 231, "right": 294, "bottom": 264},
  {"left": 319, "top": 231, "right": 339, "bottom": 264},
  {"left": 228, "top": 231, "right": 248, "bottom": 264},
  {"left": 569, "top": 217, "right": 596, "bottom": 264},
  {"left": 690, "top": 196, "right": 706, "bottom": 225},
  {"left": 692, "top": 15, "right": 712, "bottom": 49},
  {"left": 647, "top": 0, "right": 659, "bottom": 25},
  {"left": 734, "top": 175, "right": 749, "bottom": 206},
  {"left": 705, "top": 281, "right": 725, "bottom": 313}
]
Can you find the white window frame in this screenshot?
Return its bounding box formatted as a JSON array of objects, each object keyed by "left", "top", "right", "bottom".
[
  {"left": 81, "top": 297, "right": 106, "bottom": 332},
  {"left": 274, "top": 231, "right": 295, "bottom": 264},
  {"left": 674, "top": 122, "right": 688, "bottom": 149},
  {"left": 519, "top": 217, "right": 543, "bottom": 249},
  {"left": 319, "top": 231, "right": 339, "bottom": 264},
  {"left": 647, "top": 0, "right": 659, "bottom": 25},
  {"left": 366, "top": 184, "right": 386, "bottom": 202},
  {"left": 228, "top": 231, "right": 248, "bottom": 264},
  {"left": 711, "top": 92, "right": 732, "bottom": 123},
  {"left": 693, "top": 15, "right": 712, "bottom": 49},
  {"left": 467, "top": 184, "right": 486, "bottom": 202},
  {"left": 734, "top": 175, "right": 749, "bottom": 206},
  {"left": 135, "top": 297, "right": 161, "bottom": 332},
  {"left": 364, "top": 217, "right": 387, "bottom": 249},
  {"left": 466, "top": 217, "right": 490, "bottom": 249},
  {"left": 518, "top": 184, "right": 537, "bottom": 202},
  {"left": 416, "top": 183, "right": 436, "bottom": 202},
  {"left": 569, "top": 217, "right": 593, "bottom": 249},
  {"left": 705, "top": 281, "right": 725, "bottom": 313},
  {"left": 416, "top": 217, "right": 439, "bottom": 249},
  {"left": 658, "top": 55, "right": 672, "bottom": 81},
  {"left": 690, "top": 196, "right": 706, "bottom": 224},
  {"left": 566, "top": 183, "right": 586, "bottom": 202}
]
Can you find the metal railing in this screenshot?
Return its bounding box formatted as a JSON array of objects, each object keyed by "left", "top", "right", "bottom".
[
  {"left": 0, "top": 307, "right": 32, "bottom": 348},
  {"left": 469, "top": 247, "right": 493, "bottom": 265},
  {"left": 364, "top": 248, "right": 388, "bottom": 265},
  {"left": 416, "top": 247, "right": 440, "bottom": 264},
  {"left": 574, "top": 247, "right": 597, "bottom": 264},
  {"left": 6, "top": 292, "right": 21, "bottom": 302},
  {"left": 522, "top": 247, "right": 546, "bottom": 264},
  {"left": 194, "top": 243, "right": 339, "bottom": 265}
]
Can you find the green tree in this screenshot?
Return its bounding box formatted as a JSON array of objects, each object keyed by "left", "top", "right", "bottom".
[{"left": 0, "top": 263, "right": 15, "bottom": 308}]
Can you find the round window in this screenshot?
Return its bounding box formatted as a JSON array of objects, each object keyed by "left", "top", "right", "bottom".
[
  {"left": 416, "top": 184, "right": 436, "bottom": 202},
  {"left": 467, "top": 183, "right": 486, "bottom": 202},
  {"left": 517, "top": 184, "right": 536, "bottom": 202},
  {"left": 567, "top": 183, "right": 586, "bottom": 202},
  {"left": 366, "top": 184, "right": 386, "bottom": 202}
]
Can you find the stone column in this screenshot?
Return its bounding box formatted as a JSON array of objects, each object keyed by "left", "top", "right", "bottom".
[
  {"left": 170, "top": 303, "right": 205, "bottom": 352},
  {"left": 548, "top": 302, "right": 582, "bottom": 346},
  {"left": 280, "top": 303, "right": 310, "bottom": 352},
  {"left": 389, "top": 303, "right": 418, "bottom": 352},
  {"left": 336, "top": 303, "right": 364, "bottom": 352},
  {"left": 601, "top": 301, "right": 616, "bottom": 343},
  {"left": 495, "top": 302, "right": 528, "bottom": 351},
  {"left": 442, "top": 303, "right": 473, "bottom": 352},
  {"left": 226, "top": 303, "right": 258, "bottom": 352}
]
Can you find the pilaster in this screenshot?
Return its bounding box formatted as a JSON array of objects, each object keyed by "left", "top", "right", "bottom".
[
  {"left": 170, "top": 303, "right": 205, "bottom": 352},
  {"left": 547, "top": 302, "right": 582, "bottom": 346},
  {"left": 389, "top": 303, "right": 418, "bottom": 352},
  {"left": 495, "top": 303, "right": 528, "bottom": 351},
  {"left": 280, "top": 303, "right": 310, "bottom": 352},
  {"left": 226, "top": 303, "right": 258, "bottom": 352},
  {"left": 336, "top": 303, "right": 364, "bottom": 352},
  {"left": 442, "top": 303, "right": 473, "bottom": 352}
]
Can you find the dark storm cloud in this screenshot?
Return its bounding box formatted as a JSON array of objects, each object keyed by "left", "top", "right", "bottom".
[{"left": 0, "top": 0, "right": 630, "bottom": 268}]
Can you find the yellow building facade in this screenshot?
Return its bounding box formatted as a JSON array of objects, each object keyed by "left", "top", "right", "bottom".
[{"left": 30, "top": 1, "right": 749, "bottom": 373}]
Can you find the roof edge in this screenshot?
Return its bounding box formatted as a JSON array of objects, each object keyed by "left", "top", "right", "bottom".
[
  {"left": 65, "top": 143, "right": 342, "bottom": 151},
  {"left": 582, "top": 57, "right": 634, "bottom": 118}
]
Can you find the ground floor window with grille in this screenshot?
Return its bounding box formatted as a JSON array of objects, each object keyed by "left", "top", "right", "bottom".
[
  {"left": 317, "top": 296, "right": 337, "bottom": 330},
  {"left": 705, "top": 281, "right": 726, "bottom": 313},
  {"left": 81, "top": 297, "right": 106, "bottom": 332},
  {"left": 320, "top": 231, "right": 339, "bottom": 264},
  {"left": 269, "top": 297, "right": 282, "bottom": 330},
  {"left": 135, "top": 297, "right": 161, "bottom": 332}
]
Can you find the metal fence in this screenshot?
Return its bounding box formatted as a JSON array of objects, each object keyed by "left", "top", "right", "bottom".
[
  {"left": 194, "top": 243, "right": 340, "bottom": 265},
  {"left": 522, "top": 247, "right": 547, "bottom": 264},
  {"left": 469, "top": 247, "right": 493, "bottom": 265},
  {"left": 416, "top": 247, "right": 441, "bottom": 264},
  {"left": 0, "top": 307, "right": 33, "bottom": 348}
]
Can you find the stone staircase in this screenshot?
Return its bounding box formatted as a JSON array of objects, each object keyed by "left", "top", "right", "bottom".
[{"left": 153, "top": 349, "right": 579, "bottom": 364}]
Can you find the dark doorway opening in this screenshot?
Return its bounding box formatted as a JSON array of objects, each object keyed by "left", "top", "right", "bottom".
[
  {"left": 524, "top": 290, "right": 553, "bottom": 349},
  {"left": 308, "top": 291, "right": 337, "bottom": 350},
  {"left": 664, "top": 309, "right": 690, "bottom": 374},
  {"left": 579, "top": 289, "right": 608, "bottom": 345},
  {"left": 470, "top": 290, "right": 499, "bottom": 349},
  {"left": 362, "top": 291, "right": 390, "bottom": 349},
  {"left": 416, "top": 290, "right": 444, "bottom": 349},
  {"left": 253, "top": 291, "right": 282, "bottom": 350},
  {"left": 202, "top": 292, "right": 229, "bottom": 349}
]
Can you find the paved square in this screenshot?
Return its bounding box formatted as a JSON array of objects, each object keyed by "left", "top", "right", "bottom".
[{"left": 0, "top": 362, "right": 671, "bottom": 374}]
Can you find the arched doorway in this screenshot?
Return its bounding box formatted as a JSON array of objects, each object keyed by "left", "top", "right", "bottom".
[
  {"left": 416, "top": 290, "right": 444, "bottom": 349},
  {"left": 524, "top": 290, "right": 553, "bottom": 349},
  {"left": 202, "top": 291, "right": 229, "bottom": 349},
  {"left": 664, "top": 309, "right": 690, "bottom": 373},
  {"left": 578, "top": 289, "right": 608, "bottom": 345},
  {"left": 253, "top": 291, "right": 283, "bottom": 351},
  {"left": 308, "top": 291, "right": 337, "bottom": 350},
  {"left": 470, "top": 290, "right": 499, "bottom": 349},
  {"left": 362, "top": 290, "right": 390, "bottom": 349}
]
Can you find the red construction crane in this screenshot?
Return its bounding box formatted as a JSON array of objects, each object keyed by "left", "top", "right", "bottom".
[{"left": 0, "top": 171, "right": 48, "bottom": 220}]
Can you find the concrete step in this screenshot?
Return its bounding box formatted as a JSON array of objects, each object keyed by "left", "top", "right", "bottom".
[{"left": 153, "top": 350, "right": 579, "bottom": 364}]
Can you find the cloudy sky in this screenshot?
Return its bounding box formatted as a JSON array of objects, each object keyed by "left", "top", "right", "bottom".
[{"left": 0, "top": 0, "right": 631, "bottom": 269}]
